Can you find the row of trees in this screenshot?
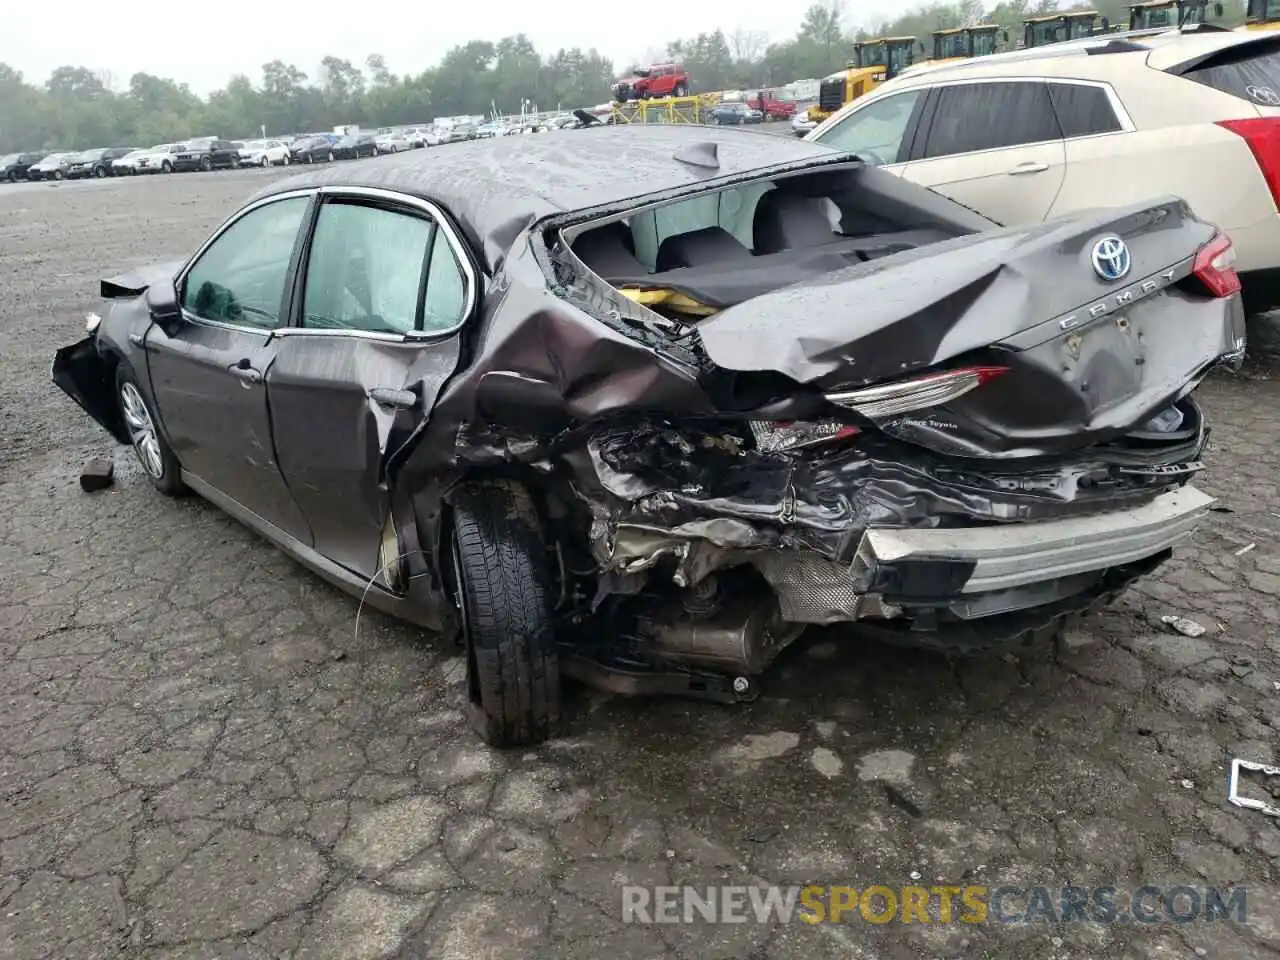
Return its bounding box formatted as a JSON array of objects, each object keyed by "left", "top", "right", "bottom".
[{"left": 0, "top": 0, "right": 1248, "bottom": 151}]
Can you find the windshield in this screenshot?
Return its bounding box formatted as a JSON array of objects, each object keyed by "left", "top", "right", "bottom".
[
  {"left": 1067, "top": 16, "right": 1097, "bottom": 38},
  {"left": 856, "top": 44, "right": 886, "bottom": 68},
  {"left": 886, "top": 42, "right": 912, "bottom": 76},
  {"left": 1247, "top": 0, "right": 1280, "bottom": 19},
  {"left": 972, "top": 30, "right": 998, "bottom": 56},
  {"left": 243, "top": 140, "right": 266, "bottom": 149},
  {"left": 1026, "top": 20, "right": 1064, "bottom": 45},
  {"left": 934, "top": 33, "right": 965, "bottom": 59},
  {"left": 1179, "top": 40, "right": 1280, "bottom": 105}
]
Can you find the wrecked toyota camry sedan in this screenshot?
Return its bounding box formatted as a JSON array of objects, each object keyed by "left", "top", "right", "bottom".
[{"left": 53, "top": 125, "right": 1245, "bottom": 747}]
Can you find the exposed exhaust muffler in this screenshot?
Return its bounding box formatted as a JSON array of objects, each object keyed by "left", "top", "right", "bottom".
[{"left": 637, "top": 588, "right": 805, "bottom": 674}]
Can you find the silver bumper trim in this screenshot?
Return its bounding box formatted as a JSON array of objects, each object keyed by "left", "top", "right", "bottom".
[{"left": 859, "top": 485, "right": 1216, "bottom": 594}]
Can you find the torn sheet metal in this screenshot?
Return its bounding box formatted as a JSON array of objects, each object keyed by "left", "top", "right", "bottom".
[{"left": 1228, "top": 758, "right": 1280, "bottom": 817}]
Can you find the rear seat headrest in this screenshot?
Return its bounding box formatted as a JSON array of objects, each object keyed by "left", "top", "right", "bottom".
[
  {"left": 655, "top": 226, "right": 753, "bottom": 272},
  {"left": 573, "top": 221, "right": 645, "bottom": 279},
  {"left": 753, "top": 192, "right": 837, "bottom": 254}
]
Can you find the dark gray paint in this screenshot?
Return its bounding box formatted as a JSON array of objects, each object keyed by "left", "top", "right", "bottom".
[{"left": 51, "top": 130, "right": 1244, "bottom": 638}]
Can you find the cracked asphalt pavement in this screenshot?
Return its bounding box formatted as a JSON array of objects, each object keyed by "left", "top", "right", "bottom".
[{"left": 3, "top": 169, "right": 1280, "bottom": 960}]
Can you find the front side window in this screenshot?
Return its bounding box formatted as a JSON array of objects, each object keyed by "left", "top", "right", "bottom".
[
  {"left": 181, "top": 196, "right": 310, "bottom": 329},
  {"left": 813, "top": 90, "right": 923, "bottom": 166},
  {"left": 920, "top": 82, "right": 1062, "bottom": 159}
]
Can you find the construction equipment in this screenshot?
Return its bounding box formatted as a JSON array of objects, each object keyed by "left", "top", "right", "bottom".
[
  {"left": 1243, "top": 0, "right": 1280, "bottom": 29},
  {"left": 1128, "top": 0, "right": 1222, "bottom": 29},
  {"left": 930, "top": 24, "right": 1007, "bottom": 63},
  {"left": 1022, "top": 10, "right": 1111, "bottom": 47},
  {"left": 809, "top": 37, "right": 920, "bottom": 124}
]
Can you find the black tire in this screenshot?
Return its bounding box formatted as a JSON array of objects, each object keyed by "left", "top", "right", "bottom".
[
  {"left": 115, "top": 365, "right": 185, "bottom": 497},
  {"left": 674, "top": 82, "right": 689, "bottom": 97},
  {"left": 327, "top": 150, "right": 335, "bottom": 162},
  {"left": 162, "top": 160, "right": 172, "bottom": 173},
  {"left": 451, "top": 479, "right": 561, "bottom": 748},
  {"left": 199, "top": 155, "right": 213, "bottom": 172},
  {"left": 93, "top": 165, "right": 106, "bottom": 178},
  {"left": 53, "top": 170, "right": 64, "bottom": 180},
  {"left": 260, "top": 155, "right": 270, "bottom": 167}
]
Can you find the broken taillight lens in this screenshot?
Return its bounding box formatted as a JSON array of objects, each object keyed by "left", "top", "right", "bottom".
[
  {"left": 825, "top": 366, "right": 1009, "bottom": 420},
  {"left": 749, "top": 420, "right": 859, "bottom": 453},
  {"left": 1191, "top": 231, "right": 1241, "bottom": 298}
]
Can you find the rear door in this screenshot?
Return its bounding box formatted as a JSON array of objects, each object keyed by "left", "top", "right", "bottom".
[
  {"left": 901, "top": 79, "right": 1067, "bottom": 224},
  {"left": 266, "top": 188, "right": 477, "bottom": 579}
]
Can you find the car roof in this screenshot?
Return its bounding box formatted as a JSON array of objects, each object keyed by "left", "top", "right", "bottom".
[{"left": 252, "top": 124, "right": 841, "bottom": 271}]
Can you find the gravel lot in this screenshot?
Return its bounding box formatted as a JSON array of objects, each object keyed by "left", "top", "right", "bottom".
[{"left": 3, "top": 166, "right": 1280, "bottom": 960}]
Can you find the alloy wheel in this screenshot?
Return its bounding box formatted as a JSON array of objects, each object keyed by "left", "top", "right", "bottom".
[{"left": 119, "top": 382, "right": 164, "bottom": 479}]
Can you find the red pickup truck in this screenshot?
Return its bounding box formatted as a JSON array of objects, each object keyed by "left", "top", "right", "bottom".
[{"left": 746, "top": 91, "right": 797, "bottom": 120}]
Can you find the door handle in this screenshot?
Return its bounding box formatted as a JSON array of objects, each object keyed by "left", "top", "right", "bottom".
[
  {"left": 1008, "top": 160, "right": 1049, "bottom": 175},
  {"left": 369, "top": 387, "right": 417, "bottom": 409},
  {"left": 228, "top": 362, "right": 263, "bottom": 385}
]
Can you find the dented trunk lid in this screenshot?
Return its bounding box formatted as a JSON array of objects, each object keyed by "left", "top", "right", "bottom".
[{"left": 697, "top": 198, "right": 1246, "bottom": 455}]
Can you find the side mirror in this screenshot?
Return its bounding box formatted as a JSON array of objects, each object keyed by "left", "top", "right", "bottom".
[{"left": 146, "top": 278, "right": 184, "bottom": 336}]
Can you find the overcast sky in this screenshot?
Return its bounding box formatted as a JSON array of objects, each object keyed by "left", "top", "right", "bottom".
[{"left": 1, "top": 0, "right": 907, "bottom": 95}]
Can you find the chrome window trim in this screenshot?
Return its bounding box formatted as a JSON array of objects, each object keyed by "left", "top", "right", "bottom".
[
  {"left": 814, "top": 75, "right": 1135, "bottom": 154},
  {"left": 909, "top": 77, "right": 1135, "bottom": 162},
  {"left": 173, "top": 185, "right": 478, "bottom": 344}
]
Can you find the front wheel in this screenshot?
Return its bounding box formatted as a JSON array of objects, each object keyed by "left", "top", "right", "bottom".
[
  {"left": 451, "top": 479, "right": 561, "bottom": 748},
  {"left": 116, "top": 366, "right": 185, "bottom": 496},
  {"left": 674, "top": 82, "right": 689, "bottom": 97},
  {"left": 53, "top": 170, "right": 64, "bottom": 180},
  {"left": 199, "top": 156, "right": 212, "bottom": 172},
  {"left": 260, "top": 155, "right": 270, "bottom": 167},
  {"left": 162, "top": 160, "right": 172, "bottom": 173}
]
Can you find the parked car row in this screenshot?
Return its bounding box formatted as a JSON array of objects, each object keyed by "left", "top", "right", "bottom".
[{"left": 5, "top": 114, "right": 605, "bottom": 186}]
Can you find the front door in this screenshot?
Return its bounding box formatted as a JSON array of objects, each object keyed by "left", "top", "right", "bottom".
[
  {"left": 145, "top": 193, "right": 315, "bottom": 544},
  {"left": 267, "top": 191, "right": 474, "bottom": 579}
]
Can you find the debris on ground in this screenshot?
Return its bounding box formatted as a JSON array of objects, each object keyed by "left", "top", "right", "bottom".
[
  {"left": 79, "top": 457, "right": 114, "bottom": 492},
  {"left": 1227, "top": 758, "right": 1280, "bottom": 817},
  {"left": 1235, "top": 542, "right": 1257, "bottom": 557},
  {"left": 1161, "top": 615, "right": 1207, "bottom": 638}
]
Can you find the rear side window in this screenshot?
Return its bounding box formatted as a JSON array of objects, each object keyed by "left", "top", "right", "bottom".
[
  {"left": 920, "top": 81, "right": 1063, "bottom": 159},
  {"left": 1048, "top": 83, "right": 1123, "bottom": 137},
  {"left": 1178, "top": 44, "right": 1280, "bottom": 106}
]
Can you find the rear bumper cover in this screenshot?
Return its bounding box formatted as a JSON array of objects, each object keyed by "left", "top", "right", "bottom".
[
  {"left": 855, "top": 484, "right": 1214, "bottom": 597},
  {"left": 602, "top": 484, "right": 1214, "bottom": 626}
]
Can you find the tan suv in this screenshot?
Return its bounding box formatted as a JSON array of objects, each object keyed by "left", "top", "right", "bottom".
[{"left": 808, "top": 27, "right": 1280, "bottom": 313}]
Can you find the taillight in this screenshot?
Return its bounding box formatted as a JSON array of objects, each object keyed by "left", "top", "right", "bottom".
[
  {"left": 1217, "top": 117, "right": 1280, "bottom": 209},
  {"left": 1192, "top": 231, "right": 1241, "bottom": 298},
  {"left": 825, "top": 366, "right": 1008, "bottom": 420},
  {"left": 749, "top": 420, "right": 859, "bottom": 453}
]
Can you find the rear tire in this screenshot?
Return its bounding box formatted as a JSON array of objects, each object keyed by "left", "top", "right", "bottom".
[
  {"left": 451, "top": 479, "right": 561, "bottom": 748},
  {"left": 115, "top": 365, "right": 185, "bottom": 497}
]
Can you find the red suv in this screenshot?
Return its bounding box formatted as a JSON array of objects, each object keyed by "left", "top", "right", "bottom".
[{"left": 611, "top": 63, "right": 691, "bottom": 102}]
